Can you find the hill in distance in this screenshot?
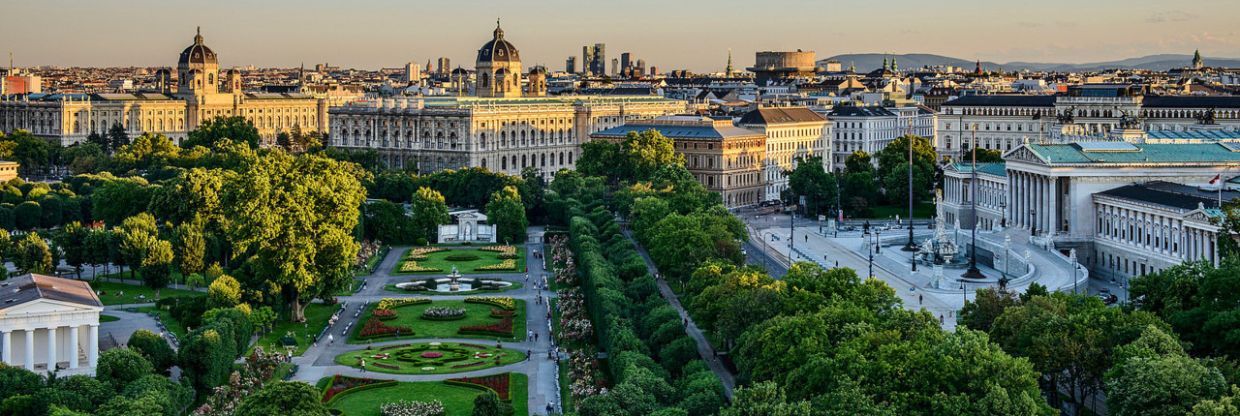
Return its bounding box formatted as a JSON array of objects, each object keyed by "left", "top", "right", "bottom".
[{"left": 822, "top": 53, "right": 1240, "bottom": 72}]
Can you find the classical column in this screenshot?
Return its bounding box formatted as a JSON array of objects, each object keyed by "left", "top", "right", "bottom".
[
  {"left": 1048, "top": 176, "right": 1059, "bottom": 235},
  {"left": 87, "top": 325, "right": 98, "bottom": 368},
  {"left": 46, "top": 327, "right": 56, "bottom": 371},
  {"left": 24, "top": 330, "right": 34, "bottom": 371},
  {"left": 0, "top": 330, "right": 9, "bottom": 366},
  {"left": 68, "top": 325, "right": 79, "bottom": 369}
]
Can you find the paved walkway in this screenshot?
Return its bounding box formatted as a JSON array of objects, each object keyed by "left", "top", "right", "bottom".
[
  {"left": 621, "top": 227, "right": 737, "bottom": 400},
  {"left": 289, "top": 229, "right": 561, "bottom": 416}
]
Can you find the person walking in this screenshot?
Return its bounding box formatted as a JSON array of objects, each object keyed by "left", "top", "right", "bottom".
[
  {"left": 360, "top": 359, "right": 366, "bottom": 372},
  {"left": 918, "top": 294, "right": 923, "bottom": 305}
]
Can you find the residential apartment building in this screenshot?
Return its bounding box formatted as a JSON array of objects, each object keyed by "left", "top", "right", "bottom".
[{"left": 737, "top": 107, "right": 830, "bottom": 202}]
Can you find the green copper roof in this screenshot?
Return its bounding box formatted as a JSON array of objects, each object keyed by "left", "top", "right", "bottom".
[
  {"left": 1027, "top": 143, "right": 1240, "bottom": 165},
  {"left": 951, "top": 162, "right": 1007, "bottom": 177}
]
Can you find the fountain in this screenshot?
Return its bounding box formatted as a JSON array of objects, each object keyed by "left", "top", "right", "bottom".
[
  {"left": 448, "top": 266, "right": 461, "bottom": 291},
  {"left": 916, "top": 191, "right": 963, "bottom": 268},
  {"left": 393, "top": 266, "right": 513, "bottom": 293}
]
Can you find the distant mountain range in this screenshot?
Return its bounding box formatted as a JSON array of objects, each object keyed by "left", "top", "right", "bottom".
[{"left": 822, "top": 53, "right": 1240, "bottom": 72}]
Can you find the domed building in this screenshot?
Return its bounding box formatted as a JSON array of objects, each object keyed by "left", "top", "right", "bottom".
[
  {"left": 475, "top": 21, "right": 523, "bottom": 98},
  {"left": 526, "top": 66, "right": 547, "bottom": 97},
  {"left": 0, "top": 27, "right": 328, "bottom": 146}
]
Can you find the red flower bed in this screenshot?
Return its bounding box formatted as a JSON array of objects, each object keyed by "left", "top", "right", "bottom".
[
  {"left": 358, "top": 317, "right": 413, "bottom": 339},
  {"left": 322, "top": 375, "right": 389, "bottom": 403},
  {"left": 451, "top": 361, "right": 486, "bottom": 369},
  {"left": 420, "top": 351, "right": 444, "bottom": 359},
  {"left": 373, "top": 309, "right": 397, "bottom": 320},
  {"left": 458, "top": 314, "right": 514, "bottom": 337},
  {"left": 490, "top": 308, "right": 514, "bottom": 319},
  {"left": 446, "top": 373, "right": 511, "bottom": 400}
]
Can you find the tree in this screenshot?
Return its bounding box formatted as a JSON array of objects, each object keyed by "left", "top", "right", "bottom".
[
  {"left": 875, "top": 135, "right": 936, "bottom": 204},
  {"left": 578, "top": 139, "right": 623, "bottom": 178},
  {"left": 173, "top": 222, "right": 206, "bottom": 277},
  {"left": 622, "top": 129, "right": 683, "bottom": 181},
  {"left": 116, "top": 213, "right": 158, "bottom": 279},
  {"left": 184, "top": 116, "right": 261, "bottom": 149},
  {"left": 784, "top": 156, "right": 836, "bottom": 216},
  {"left": 139, "top": 238, "right": 174, "bottom": 299},
  {"left": 83, "top": 229, "right": 112, "bottom": 276},
  {"left": 127, "top": 329, "right": 175, "bottom": 373},
  {"left": 95, "top": 347, "right": 154, "bottom": 391},
  {"left": 208, "top": 275, "right": 242, "bottom": 309},
  {"left": 3, "top": 130, "right": 55, "bottom": 176},
  {"left": 520, "top": 166, "right": 547, "bottom": 222},
  {"left": 86, "top": 131, "right": 110, "bottom": 153},
  {"left": 54, "top": 222, "right": 90, "bottom": 278},
  {"left": 107, "top": 122, "right": 130, "bottom": 150},
  {"left": 408, "top": 187, "right": 449, "bottom": 243},
  {"left": 471, "top": 391, "right": 512, "bottom": 416},
  {"left": 1106, "top": 355, "right": 1227, "bottom": 416},
  {"left": 179, "top": 324, "right": 236, "bottom": 394},
  {"left": 235, "top": 381, "right": 330, "bottom": 416},
  {"left": 959, "top": 287, "right": 1021, "bottom": 333},
  {"left": 363, "top": 200, "right": 414, "bottom": 244},
  {"left": 14, "top": 201, "right": 41, "bottom": 230},
  {"left": 221, "top": 152, "right": 364, "bottom": 321},
  {"left": 13, "top": 232, "right": 53, "bottom": 274},
  {"left": 844, "top": 150, "right": 873, "bottom": 174},
  {"left": 91, "top": 178, "right": 152, "bottom": 226},
  {"left": 486, "top": 185, "right": 527, "bottom": 244},
  {"left": 720, "top": 381, "right": 812, "bottom": 416}
]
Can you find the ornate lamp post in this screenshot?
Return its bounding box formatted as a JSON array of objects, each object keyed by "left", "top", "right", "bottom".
[
  {"left": 962, "top": 125, "right": 985, "bottom": 279},
  {"left": 903, "top": 135, "right": 918, "bottom": 252}
]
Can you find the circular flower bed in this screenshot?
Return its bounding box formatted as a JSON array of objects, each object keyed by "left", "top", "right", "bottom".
[
  {"left": 420, "top": 351, "right": 444, "bottom": 359},
  {"left": 335, "top": 342, "right": 525, "bottom": 374},
  {"left": 444, "top": 253, "right": 481, "bottom": 262}
]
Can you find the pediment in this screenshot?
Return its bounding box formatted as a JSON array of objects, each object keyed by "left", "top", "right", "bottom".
[
  {"left": 0, "top": 298, "right": 103, "bottom": 317},
  {"left": 1002, "top": 146, "right": 1045, "bottom": 164}
]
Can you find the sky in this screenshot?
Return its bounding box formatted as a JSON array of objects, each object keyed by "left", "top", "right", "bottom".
[{"left": 3, "top": 0, "right": 1239, "bottom": 72}]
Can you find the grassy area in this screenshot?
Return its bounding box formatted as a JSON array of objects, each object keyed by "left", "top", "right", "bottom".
[
  {"left": 334, "top": 342, "right": 526, "bottom": 375},
  {"left": 324, "top": 373, "right": 528, "bottom": 416},
  {"left": 348, "top": 299, "right": 526, "bottom": 343},
  {"left": 128, "top": 305, "right": 189, "bottom": 340},
  {"left": 395, "top": 247, "right": 526, "bottom": 275},
  {"left": 89, "top": 280, "right": 202, "bottom": 306},
  {"left": 249, "top": 303, "right": 337, "bottom": 356},
  {"left": 99, "top": 314, "right": 120, "bottom": 323},
  {"left": 382, "top": 281, "right": 523, "bottom": 296},
  {"left": 862, "top": 201, "right": 934, "bottom": 220}
]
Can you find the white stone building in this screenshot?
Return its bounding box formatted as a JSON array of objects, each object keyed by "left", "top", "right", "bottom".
[
  {"left": 1091, "top": 182, "right": 1228, "bottom": 279},
  {"left": 0, "top": 274, "right": 102, "bottom": 374},
  {"left": 827, "top": 105, "right": 935, "bottom": 170},
  {"left": 942, "top": 162, "right": 1009, "bottom": 231},
  {"left": 737, "top": 107, "right": 831, "bottom": 202}
]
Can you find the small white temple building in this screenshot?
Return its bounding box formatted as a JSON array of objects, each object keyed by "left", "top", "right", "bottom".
[
  {"left": 0, "top": 274, "right": 103, "bottom": 373},
  {"left": 438, "top": 209, "right": 498, "bottom": 243}
]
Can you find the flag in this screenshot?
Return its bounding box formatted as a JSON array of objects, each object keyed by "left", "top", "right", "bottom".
[{"left": 1210, "top": 174, "right": 1222, "bottom": 185}]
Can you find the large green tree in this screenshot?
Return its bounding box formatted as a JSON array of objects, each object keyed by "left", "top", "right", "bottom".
[
  {"left": 875, "top": 135, "right": 937, "bottom": 204},
  {"left": 486, "top": 185, "right": 527, "bottom": 244},
  {"left": 221, "top": 152, "right": 365, "bottom": 321},
  {"left": 13, "top": 232, "right": 54, "bottom": 274},
  {"left": 235, "top": 381, "right": 330, "bottom": 416},
  {"left": 183, "top": 116, "right": 262, "bottom": 149},
  {"left": 409, "top": 186, "right": 449, "bottom": 243},
  {"left": 622, "top": 129, "right": 683, "bottom": 181}
]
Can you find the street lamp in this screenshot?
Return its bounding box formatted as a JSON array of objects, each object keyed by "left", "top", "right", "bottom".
[
  {"left": 903, "top": 134, "right": 918, "bottom": 252},
  {"left": 865, "top": 229, "right": 874, "bottom": 278},
  {"left": 1029, "top": 209, "right": 1037, "bottom": 237},
  {"left": 962, "top": 125, "right": 984, "bottom": 279},
  {"left": 999, "top": 201, "right": 1007, "bottom": 228},
  {"left": 875, "top": 229, "right": 882, "bottom": 254}
]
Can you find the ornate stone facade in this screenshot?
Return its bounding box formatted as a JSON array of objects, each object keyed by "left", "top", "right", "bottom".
[{"left": 0, "top": 28, "right": 327, "bottom": 145}]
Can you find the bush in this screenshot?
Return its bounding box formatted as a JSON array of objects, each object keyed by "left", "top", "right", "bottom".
[
  {"left": 420, "top": 307, "right": 466, "bottom": 321},
  {"left": 128, "top": 329, "right": 175, "bottom": 372},
  {"left": 444, "top": 254, "right": 481, "bottom": 262}
]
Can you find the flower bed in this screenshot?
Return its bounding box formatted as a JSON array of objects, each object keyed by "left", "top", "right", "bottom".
[
  {"left": 380, "top": 400, "right": 446, "bottom": 416},
  {"left": 445, "top": 373, "right": 511, "bottom": 401},
  {"left": 337, "top": 342, "right": 523, "bottom": 374},
  {"left": 420, "top": 307, "right": 466, "bottom": 321},
  {"left": 358, "top": 317, "right": 413, "bottom": 339},
  {"left": 373, "top": 309, "right": 398, "bottom": 320},
  {"left": 444, "top": 253, "right": 481, "bottom": 262},
  {"left": 406, "top": 247, "right": 446, "bottom": 261},
  {"left": 321, "top": 375, "right": 396, "bottom": 403},
  {"left": 476, "top": 259, "right": 517, "bottom": 271},
  {"left": 481, "top": 245, "right": 519, "bottom": 259},
  {"left": 420, "top": 351, "right": 444, "bottom": 359},
  {"left": 464, "top": 296, "right": 516, "bottom": 311},
  {"left": 458, "top": 314, "right": 514, "bottom": 337},
  {"left": 377, "top": 298, "right": 430, "bottom": 310},
  {"left": 400, "top": 261, "right": 443, "bottom": 273}
]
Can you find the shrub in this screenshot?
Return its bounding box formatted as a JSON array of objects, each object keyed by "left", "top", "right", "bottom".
[
  {"left": 444, "top": 254, "right": 481, "bottom": 262},
  {"left": 464, "top": 296, "right": 515, "bottom": 310}
]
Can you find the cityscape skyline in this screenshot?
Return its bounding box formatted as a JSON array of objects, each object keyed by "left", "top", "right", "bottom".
[{"left": 4, "top": 0, "right": 1239, "bottom": 72}]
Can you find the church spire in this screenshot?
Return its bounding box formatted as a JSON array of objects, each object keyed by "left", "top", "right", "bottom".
[{"left": 725, "top": 49, "right": 733, "bottom": 76}]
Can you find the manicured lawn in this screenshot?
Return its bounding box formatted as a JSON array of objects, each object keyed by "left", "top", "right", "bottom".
[
  {"left": 349, "top": 299, "right": 526, "bottom": 343},
  {"left": 395, "top": 247, "right": 526, "bottom": 275},
  {"left": 250, "top": 303, "right": 337, "bottom": 356},
  {"left": 382, "top": 281, "right": 523, "bottom": 296},
  {"left": 99, "top": 314, "right": 120, "bottom": 323},
  {"left": 325, "top": 374, "right": 528, "bottom": 416},
  {"left": 89, "top": 280, "right": 202, "bottom": 306},
  {"left": 128, "top": 305, "right": 189, "bottom": 341},
  {"left": 334, "top": 342, "right": 526, "bottom": 375}
]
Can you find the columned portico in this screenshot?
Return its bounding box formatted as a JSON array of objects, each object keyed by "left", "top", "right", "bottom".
[{"left": 0, "top": 274, "right": 104, "bottom": 374}]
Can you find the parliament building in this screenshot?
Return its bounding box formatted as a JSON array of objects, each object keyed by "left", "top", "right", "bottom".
[{"left": 0, "top": 28, "right": 326, "bottom": 145}]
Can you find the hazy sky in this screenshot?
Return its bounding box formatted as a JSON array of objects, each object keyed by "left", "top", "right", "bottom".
[{"left": 4, "top": 0, "right": 1239, "bottom": 72}]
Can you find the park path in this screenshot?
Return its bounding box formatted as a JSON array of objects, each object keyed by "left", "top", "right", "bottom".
[
  {"left": 291, "top": 231, "right": 562, "bottom": 416},
  {"left": 620, "top": 226, "right": 737, "bottom": 400}
]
